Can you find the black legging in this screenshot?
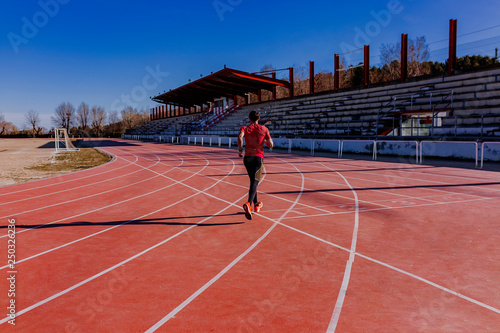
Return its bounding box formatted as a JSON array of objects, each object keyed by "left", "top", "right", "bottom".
[{"left": 243, "top": 156, "right": 263, "bottom": 205}]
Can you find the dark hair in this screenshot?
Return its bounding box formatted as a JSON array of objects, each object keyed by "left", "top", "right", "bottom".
[{"left": 249, "top": 110, "right": 260, "bottom": 122}]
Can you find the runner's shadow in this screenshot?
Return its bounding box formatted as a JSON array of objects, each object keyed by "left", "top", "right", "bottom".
[{"left": 4, "top": 213, "right": 247, "bottom": 229}]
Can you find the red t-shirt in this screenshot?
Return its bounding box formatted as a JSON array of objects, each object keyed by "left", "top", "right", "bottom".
[{"left": 240, "top": 123, "right": 271, "bottom": 158}]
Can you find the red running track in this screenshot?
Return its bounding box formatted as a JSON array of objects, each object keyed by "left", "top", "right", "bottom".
[{"left": 1, "top": 139, "right": 499, "bottom": 332}]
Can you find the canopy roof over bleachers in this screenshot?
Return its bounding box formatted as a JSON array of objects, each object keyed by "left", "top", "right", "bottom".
[{"left": 151, "top": 67, "right": 290, "bottom": 107}]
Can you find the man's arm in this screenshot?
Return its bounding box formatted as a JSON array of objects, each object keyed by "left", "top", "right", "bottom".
[
  {"left": 237, "top": 131, "right": 244, "bottom": 157},
  {"left": 265, "top": 130, "right": 273, "bottom": 149}
]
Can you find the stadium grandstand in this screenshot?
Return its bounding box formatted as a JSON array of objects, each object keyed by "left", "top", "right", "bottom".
[{"left": 124, "top": 19, "right": 500, "bottom": 165}]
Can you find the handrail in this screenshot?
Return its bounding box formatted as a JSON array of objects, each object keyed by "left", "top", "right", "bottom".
[
  {"left": 311, "top": 139, "right": 341, "bottom": 157},
  {"left": 480, "top": 142, "right": 500, "bottom": 169},
  {"left": 420, "top": 140, "right": 478, "bottom": 168}
]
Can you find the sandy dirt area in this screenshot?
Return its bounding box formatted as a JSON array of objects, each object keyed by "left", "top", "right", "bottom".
[{"left": 0, "top": 138, "right": 63, "bottom": 187}]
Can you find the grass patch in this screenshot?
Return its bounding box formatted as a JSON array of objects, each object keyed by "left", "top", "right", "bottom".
[{"left": 28, "top": 148, "right": 110, "bottom": 173}]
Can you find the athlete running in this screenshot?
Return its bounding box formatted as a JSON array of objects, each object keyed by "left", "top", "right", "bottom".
[{"left": 238, "top": 110, "right": 273, "bottom": 220}]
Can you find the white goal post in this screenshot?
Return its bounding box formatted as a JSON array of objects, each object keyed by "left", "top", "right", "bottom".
[{"left": 55, "top": 128, "right": 79, "bottom": 152}]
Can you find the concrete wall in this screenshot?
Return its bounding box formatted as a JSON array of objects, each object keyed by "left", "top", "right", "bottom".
[{"left": 129, "top": 134, "right": 500, "bottom": 164}]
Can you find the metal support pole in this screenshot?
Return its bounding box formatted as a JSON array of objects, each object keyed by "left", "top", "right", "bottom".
[
  {"left": 309, "top": 61, "right": 314, "bottom": 94},
  {"left": 448, "top": 19, "right": 457, "bottom": 75},
  {"left": 272, "top": 72, "right": 277, "bottom": 100},
  {"left": 289, "top": 67, "right": 294, "bottom": 98},
  {"left": 334, "top": 54, "right": 340, "bottom": 91},
  {"left": 416, "top": 142, "right": 419, "bottom": 164},
  {"left": 481, "top": 142, "right": 485, "bottom": 169},
  {"left": 401, "top": 34, "right": 408, "bottom": 82},
  {"left": 475, "top": 142, "right": 478, "bottom": 169},
  {"left": 364, "top": 45, "right": 370, "bottom": 87}
]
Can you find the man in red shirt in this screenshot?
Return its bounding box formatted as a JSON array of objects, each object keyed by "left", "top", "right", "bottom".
[{"left": 238, "top": 110, "right": 273, "bottom": 220}]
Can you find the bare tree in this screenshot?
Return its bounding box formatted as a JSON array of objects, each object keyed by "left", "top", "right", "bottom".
[
  {"left": 380, "top": 42, "right": 401, "bottom": 81},
  {"left": 338, "top": 57, "right": 350, "bottom": 89},
  {"left": 76, "top": 102, "right": 90, "bottom": 133},
  {"left": 293, "top": 65, "right": 309, "bottom": 96},
  {"left": 91, "top": 106, "right": 106, "bottom": 137},
  {"left": 380, "top": 36, "right": 431, "bottom": 80},
  {"left": 121, "top": 106, "right": 137, "bottom": 130},
  {"left": 52, "top": 102, "right": 75, "bottom": 132},
  {"left": 0, "top": 114, "right": 7, "bottom": 135},
  {"left": 0, "top": 114, "right": 18, "bottom": 135},
  {"left": 24, "top": 110, "right": 42, "bottom": 137},
  {"left": 108, "top": 110, "right": 121, "bottom": 136},
  {"left": 408, "top": 36, "right": 431, "bottom": 77},
  {"left": 137, "top": 108, "right": 150, "bottom": 128},
  {"left": 314, "top": 71, "right": 334, "bottom": 93}
]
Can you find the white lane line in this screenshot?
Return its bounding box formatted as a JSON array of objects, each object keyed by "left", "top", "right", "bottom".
[
  {"left": 0, "top": 194, "right": 241, "bottom": 326},
  {"left": 325, "top": 166, "right": 359, "bottom": 333},
  {"left": 0, "top": 159, "right": 214, "bottom": 270},
  {"left": 0, "top": 148, "right": 131, "bottom": 195},
  {"left": 0, "top": 154, "right": 182, "bottom": 206},
  {"left": 0, "top": 153, "right": 181, "bottom": 238},
  {"left": 263, "top": 161, "right": 442, "bottom": 205},
  {"left": 0, "top": 153, "right": 215, "bottom": 268},
  {"left": 0, "top": 152, "right": 183, "bottom": 220},
  {"left": 309, "top": 157, "right": 500, "bottom": 196},
  {"left": 0, "top": 154, "right": 164, "bottom": 220},
  {"left": 0, "top": 148, "right": 239, "bottom": 268},
  {"left": 0, "top": 148, "right": 238, "bottom": 268},
  {"left": 265, "top": 177, "right": 394, "bottom": 209},
  {"left": 146, "top": 157, "right": 305, "bottom": 332},
  {"left": 354, "top": 252, "right": 500, "bottom": 315},
  {"left": 0, "top": 156, "right": 239, "bottom": 325},
  {"left": 135, "top": 150, "right": 343, "bottom": 216},
  {"left": 169, "top": 150, "right": 500, "bottom": 318}
]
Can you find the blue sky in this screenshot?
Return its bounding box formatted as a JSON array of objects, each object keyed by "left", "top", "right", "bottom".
[{"left": 1, "top": 0, "right": 499, "bottom": 129}]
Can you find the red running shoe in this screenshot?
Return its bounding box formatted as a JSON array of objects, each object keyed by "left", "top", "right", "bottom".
[
  {"left": 243, "top": 202, "right": 252, "bottom": 220},
  {"left": 254, "top": 202, "right": 263, "bottom": 213}
]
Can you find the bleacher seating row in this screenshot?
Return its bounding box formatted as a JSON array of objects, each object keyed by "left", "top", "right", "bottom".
[
  {"left": 128, "top": 67, "right": 500, "bottom": 140},
  {"left": 192, "top": 67, "right": 500, "bottom": 139}
]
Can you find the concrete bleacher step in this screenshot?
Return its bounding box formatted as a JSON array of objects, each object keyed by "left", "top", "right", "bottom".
[{"left": 135, "top": 68, "right": 499, "bottom": 139}]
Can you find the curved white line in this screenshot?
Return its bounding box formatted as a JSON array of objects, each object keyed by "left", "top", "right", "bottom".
[
  {"left": 0, "top": 154, "right": 238, "bottom": 326},
  {"left": 0, "top": 153, "right": 180, "bottom": 237},
  {"left": 0, "top": 153, "right": 166, "bottom": 220},
  {"left": 0, "top": 147, "right": 131, "bottom": 195},
  {"left": 326, "top": 167, "right": 359, "bottom": 333},
  {"left": 0, "top": 154, "right": 178, "bottom": 206},
  {"left": 146, "top": 157, "right": 305, "bottom": 332}
]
